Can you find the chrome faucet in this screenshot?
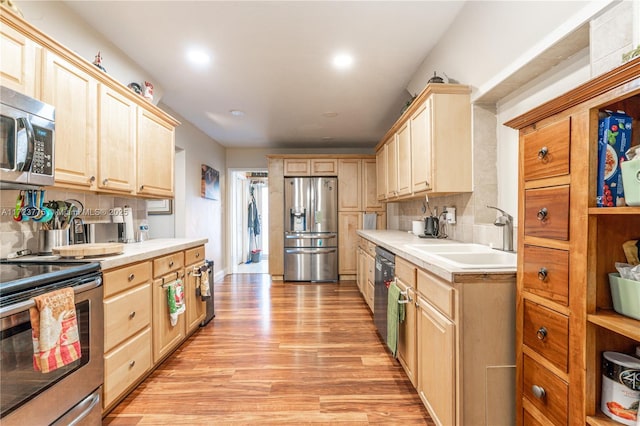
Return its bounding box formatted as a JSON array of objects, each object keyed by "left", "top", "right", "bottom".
[{"left": 487, "top": 205, "right": 514, "bottom": 252}]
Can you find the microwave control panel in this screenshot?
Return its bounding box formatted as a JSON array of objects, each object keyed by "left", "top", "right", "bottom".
[{"left": 31, "top": 126, "right": 53, "bottom": 176}]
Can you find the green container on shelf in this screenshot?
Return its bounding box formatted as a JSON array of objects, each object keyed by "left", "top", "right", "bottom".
[{"left": 608, "top": 273, "right": 640, "bottom": 320}]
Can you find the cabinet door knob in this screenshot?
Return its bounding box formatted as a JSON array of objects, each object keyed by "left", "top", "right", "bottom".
[
  {"left": 128, "top": 273, "right": 135, "bottom": 281},
  {"left": 196, "top": 252, "right": 200, "bottom": 258},
  {"left": 129, "top": 311, "right": 136, "bottom": 319},
  {"left": 537, "top": 268, "right": 548, "bottom": 281},
  {"left": 536, "top": 326, "right": 547, "bottom": 341},
  {"left": 102, "top": 178, "right": 109, "bottom": 186},
  {"left": 537, "top": 147, "right": 548, "bottom": 159},
  {"left": 129, "top": 360, "right": 136, "bottom": 368},
  {"left": 169, "top": 261, "right": 174, "bottom": 267},
  {"left": 89, "top": 175, "right": 95, "bottom": 183},
  {"left": 531, "top": 385, "right": 546, "bottom": 399},
  {"left": 536, "top": 207, "right": 548, "bottom": 221}
]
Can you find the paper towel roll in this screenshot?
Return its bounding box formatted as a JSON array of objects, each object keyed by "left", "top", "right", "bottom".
[{"left": 123, "top": 206, "right": 134, "bottom": 243}]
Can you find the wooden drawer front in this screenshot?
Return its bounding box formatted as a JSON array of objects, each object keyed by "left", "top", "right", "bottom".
[
  {"left": 104, "top": 283, "right": 152, "bottom": 352},
  {"left": 185, "top": 245, "right": 205, "bottom": 266},
  {"left": 311, "top": 159, "right": 337, "bottom": 176},
  {"left": 523, "top": 245, "right": 569, "bottom": 306},
  {"left": 417, "top": 268, "right": 455, "bottom": 320},
  {"left": 523, "top": 355, "right": 568, "bottom": 426},
  {"left": 366, "top": 241, "right": 376, "bottom": 258},
  {"left": 153, "top": 251, "right": 184, "bottom": 278},
  {"left": 103, "top": 261, "right": 151, "bottom": 298},
  {"left": 523, "top": 408, "right": 545, "bottom": 426},
  {"left": 523, "top": 300, "right": 569, "bottom": 372},
  {"left": 395, "top": 257, "right": 416, "bottom": 287},
  {"left": 104, "top": 327, "right": 152, "bottom": 408},
  {"left": 284, "top": 159, "right": 310, "bottom": 176},
  {"left": 523, "top": 118, "right": 570, "bottom": 181},
  {"left": 524, "top": 186, "right": 569, "bottom": 241}
]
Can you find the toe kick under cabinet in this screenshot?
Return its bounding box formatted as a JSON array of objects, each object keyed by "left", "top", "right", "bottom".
[{"left": 102, "top": 245, "right": 207, "bottom": 413}]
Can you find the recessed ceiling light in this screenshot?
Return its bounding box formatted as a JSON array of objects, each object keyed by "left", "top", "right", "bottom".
[
  {"left": 332, "top": 53, "right": 353, "bottom": 70},
  {"left": 321, "top": 112, "right": 338, "bottom": 118},
  {"left": 229, "top": 109, "right": 245, "bottom": 117},
  {"left": 186, "top": 48, "right": 210, "bottom": 66}
]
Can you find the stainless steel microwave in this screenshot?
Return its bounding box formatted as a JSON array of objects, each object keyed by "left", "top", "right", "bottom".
[{"left": 0, "top": 86, "right": 55, "bottom": 188}]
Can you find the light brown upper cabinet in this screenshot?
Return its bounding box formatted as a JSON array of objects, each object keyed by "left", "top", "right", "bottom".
[
  {"left": 338, "top": 159, "right": 362, "bottom": 211},
  {"left": 98, "top": 85, "right": 136, "bottom": 194},
  {"left": 376, "top": 84, "right": 472, "bottom": 201},
  {"left": 376, "top": 147, "right": 387, "bottom": 201},
  {"left": 0, "top": 21, "right": 39, "bottom": 97},
  {"left": 311, "top": 159, "right": 337, "bottom": 176},
  {"left": 362, "top": 158, "right": 383, "bottom": 211},
  {"left": 42, "top": 51, "right": 98, "bottom": 190},
  {"left": 283, "top": 159, "right": 310, "bottom": 176},
  {"left": 136, "top": 108, "right": 175, "bottom": 198}
]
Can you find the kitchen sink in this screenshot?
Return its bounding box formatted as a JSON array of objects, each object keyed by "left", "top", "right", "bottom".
[
  {"left": 405, "top": 243, "right": 494, "bottom": 253},
  {"left": 431, "top": 251, "right": 516, "bottom": 269}
]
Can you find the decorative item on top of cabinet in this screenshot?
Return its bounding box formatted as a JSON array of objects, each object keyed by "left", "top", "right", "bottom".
[{"left": 504, "top": 56, "right": 640, "bottom": 426}]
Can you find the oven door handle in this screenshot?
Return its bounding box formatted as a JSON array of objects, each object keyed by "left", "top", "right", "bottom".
[{"left": 0, "top": 277, "right": 102, "bottom": 318}]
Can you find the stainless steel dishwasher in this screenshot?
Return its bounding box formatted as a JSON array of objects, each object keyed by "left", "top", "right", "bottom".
[{"left": 374, "top": 246, "right": 395, "bottom": 345}]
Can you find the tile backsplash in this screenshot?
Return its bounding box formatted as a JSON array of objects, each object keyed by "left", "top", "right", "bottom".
[{"left": 0, "top": 189, "right": 148, "bottom": 258}]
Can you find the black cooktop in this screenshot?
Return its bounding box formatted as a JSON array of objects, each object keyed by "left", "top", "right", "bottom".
[{"left": 0, "top": 260, "right": 101, "bottom": 303}]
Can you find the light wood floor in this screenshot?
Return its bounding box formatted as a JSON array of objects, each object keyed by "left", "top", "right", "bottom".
[{"left": 104, "top": 274, "right": 433, "bottom": 425}]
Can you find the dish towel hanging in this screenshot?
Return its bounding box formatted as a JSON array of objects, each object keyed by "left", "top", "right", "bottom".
[
  {"left": 29, "top": 287, "right": 81, "bottom": 373},
  {"left": 167, "top": 279, "right": 186, "bottom": 326},
  {"left": 200, "top": 269, "right": 211, "bottom": 299},
  {"left": 387, "top": 280, "right": 403, "bottom": 358},
  {"left": 363, "top": 213, "right": 377, "bottom": 230}
]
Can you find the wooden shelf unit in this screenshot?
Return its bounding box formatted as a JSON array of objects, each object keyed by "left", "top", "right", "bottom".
[{"left": 505, "top": 57, "right": 640, "bottom": 425}]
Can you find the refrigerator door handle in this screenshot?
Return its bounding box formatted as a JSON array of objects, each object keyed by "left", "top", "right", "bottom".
[
  {"left": 285, "top": 233, "right": 336, "bottom": 239},
  {"left": 285, "top": 248, "right": 337, "bottom": 255}
]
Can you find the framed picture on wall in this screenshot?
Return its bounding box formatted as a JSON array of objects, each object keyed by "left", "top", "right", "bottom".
[
  {"left": 201, "top": 164, "right": 220, "bottom": 200},
  {"left": 147, "top": 199, "right": 173, "bottom": 215}
]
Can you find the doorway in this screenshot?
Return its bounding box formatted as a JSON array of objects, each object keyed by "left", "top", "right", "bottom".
[{"left": 229, "top": 170, "right": 269, "bottom": 274}]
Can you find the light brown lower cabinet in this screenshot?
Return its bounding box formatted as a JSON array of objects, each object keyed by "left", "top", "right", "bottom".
[
  {"left": 103, "top": 245, "right": 206, "bottom": 413},
  {"left": 356, "top": 237, "right": 516, "bottom": 426}
]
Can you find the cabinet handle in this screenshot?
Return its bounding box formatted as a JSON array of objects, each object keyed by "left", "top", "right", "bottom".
[
  {"left": 531, "top": 385, "right": 546, "bottom": 399},
  {"left": 196, "top": 252, "right": 200, "bottom": 258},
  {"left": 129, "top": 360, "right": 136, "bottom": 368},
  {"left": 536, "top": 326, "right": 547, "bottom": 341},
  {"left": 102, "top": 178, "right": 109, "bottom": 186},
  {"left": 537, "top": 268, "right": 548, "bottom": 281},
  {"left": 169, "top": 261, "right": 174, "bottom": 267},
  {"left": 128, "top": 273, "right": 135, "bottom": 281},
  {"left": 536, "top": 207, "right": 548, "bottom": 221},
  {"left": 139, "top": 185, "right": 144, "bottom": 190},
  {"left": 89, "top": 175, "right": 95, "bottom": 183},
  {"left": 129, "top": 311, "right": 136, "bottom": 319},
  {"left": 537, "top": 147, "right": 548, "bottom": 159}
]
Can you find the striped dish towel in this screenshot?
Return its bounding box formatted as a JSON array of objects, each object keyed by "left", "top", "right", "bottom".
[{"left": 29, "top": 287, "right": 81, "bottom": 373}]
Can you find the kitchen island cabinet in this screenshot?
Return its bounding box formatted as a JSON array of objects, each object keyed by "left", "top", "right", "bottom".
[
  {"left": 356, "top": 230, "right": 516, "bottom": 426},
  {"left": 184, "top": 246, "right": 207, "bottom": 334}
]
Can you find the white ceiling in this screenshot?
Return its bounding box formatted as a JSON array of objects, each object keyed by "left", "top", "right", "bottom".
[{"left": 63, "top": 1, "right": 465, "bottom": 149}]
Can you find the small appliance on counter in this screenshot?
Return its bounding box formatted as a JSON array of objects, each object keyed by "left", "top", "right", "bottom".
[{"left": 419, "top": 215, "right": 439, "bottom": 238}]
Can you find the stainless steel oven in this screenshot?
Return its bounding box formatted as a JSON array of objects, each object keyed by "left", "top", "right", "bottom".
[
  {"left": 0, "top": 261, "right": 103, "bottom": 425},
  {"left": 0, "top": 85, "right": 55, "bottom": 189}
]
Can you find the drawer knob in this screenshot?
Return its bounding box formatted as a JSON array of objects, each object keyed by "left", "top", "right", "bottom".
[
  {"left": 537, "top": 146, "right": 548, "bottom": 159},
  {"left": 196, "top": 252, "right": 200, "bottom": 258},
  {"left": 129, "top": 360, "right": 136, "bottom": 368},
  {"left": 129, "top": 311, "right": 136, "bottom": 319},
  {"left": 537, "top": 268, "right": 548, "bottom": 281},
  {"left": 536, "top": 326, "right": 548, "bottom": 341},
  {"left": 531, "top": 385, "right": 546, "bottom": 399},
  {"left": 536, "top": 207, "right": 548, "bottom": 221},
  {"left": 169, "top": 261, "right": 174, "bottom": 267},
  {"left": 128, "top": 273, "right": 135, "bottom": 281}
]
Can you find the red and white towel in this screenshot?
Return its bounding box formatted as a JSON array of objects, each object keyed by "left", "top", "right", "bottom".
[{"left": 29, "top": 288, "right": 81, "bottom": 373}]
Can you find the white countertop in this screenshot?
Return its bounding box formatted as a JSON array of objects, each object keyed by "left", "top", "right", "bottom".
[
  {"left": 357, "top": 230, "right": 516, "bottom": 282},
  {"left": 16, "top": 238, "right": 208, "bottom": 270}
]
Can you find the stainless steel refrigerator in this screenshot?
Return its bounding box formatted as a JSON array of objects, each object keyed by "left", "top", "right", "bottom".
[{"left": 284, "top": 177, "right": 338, "bottom": 282}]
